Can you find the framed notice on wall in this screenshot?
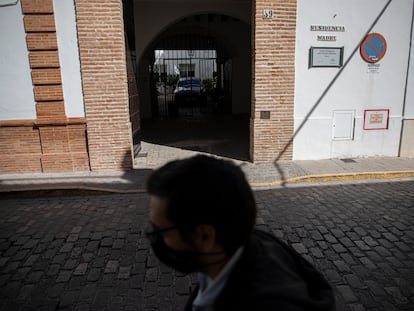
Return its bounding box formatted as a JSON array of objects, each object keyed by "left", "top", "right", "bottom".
[
  {"left": 309, "top": 47, "right": 344, "bottom": 68},
  {"left": 363, "top": 109, "right": 389, "bottom": 130}
]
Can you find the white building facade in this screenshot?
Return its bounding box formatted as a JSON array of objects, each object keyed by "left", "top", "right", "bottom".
[
  {"left": 0, "top": 0, "right": 413, "bottom": 173},
  {"left": 293, "top": 0, "right": 414, "bottom": 159}
]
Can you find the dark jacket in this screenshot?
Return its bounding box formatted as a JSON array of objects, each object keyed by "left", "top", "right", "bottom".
[{"left": 185, "top": 229, "right": 335, "bottom": 311}]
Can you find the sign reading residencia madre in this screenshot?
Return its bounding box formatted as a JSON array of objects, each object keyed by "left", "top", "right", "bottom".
[{"left": 310, "top": 25, "right": 346, "bottom": 32}]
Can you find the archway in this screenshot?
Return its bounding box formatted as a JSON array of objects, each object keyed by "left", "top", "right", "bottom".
[{"left": 137, "top": 13, "right": 252, "bottom": 161}]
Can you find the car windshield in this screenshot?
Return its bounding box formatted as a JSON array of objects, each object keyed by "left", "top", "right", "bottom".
[{"left": 177, "top": 79, "right": 201, "bottom": 88}]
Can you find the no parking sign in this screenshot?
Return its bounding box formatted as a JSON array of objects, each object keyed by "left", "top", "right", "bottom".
[{"left": 360, "top": 33, "right": 387, "bottom": 63}]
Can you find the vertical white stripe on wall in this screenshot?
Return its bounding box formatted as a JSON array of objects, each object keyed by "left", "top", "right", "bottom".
[
  {"left": 0, "top": 1, "right": 36, "bottom": 120},
  {"left": 53, "top": 0, "right": 85, "bottom": 118}
]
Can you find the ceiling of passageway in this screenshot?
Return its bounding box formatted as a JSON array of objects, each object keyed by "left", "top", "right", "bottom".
[
  {"left": 134, "top": 0, "right": 250, "bottom": 2},
  {"left": 147, "top": 13, "right": 250, "bottom": 60},
  {"left": 132, "top": 0, "right": 251, "bottom": 61}
]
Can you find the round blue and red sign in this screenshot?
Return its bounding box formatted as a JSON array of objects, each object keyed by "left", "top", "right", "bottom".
[{"left": 360, "top": 33, "right": 387, "bottom": 63}]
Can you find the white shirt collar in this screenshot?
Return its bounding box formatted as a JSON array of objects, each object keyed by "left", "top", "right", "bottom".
[{"left": 193, "top": 246, "right": 244, "bottom": 310}]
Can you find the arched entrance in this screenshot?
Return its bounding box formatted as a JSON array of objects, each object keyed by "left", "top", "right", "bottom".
[{"left": 137, "top": 13, "right": 252, "bottom": 161}]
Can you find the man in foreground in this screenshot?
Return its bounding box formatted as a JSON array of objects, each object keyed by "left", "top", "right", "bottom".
[{"left": 146, "top": 155, "right": 335, "bottom": 311}]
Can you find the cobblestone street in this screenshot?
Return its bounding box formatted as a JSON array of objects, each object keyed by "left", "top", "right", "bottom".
[{"left": 1, "top": 180, "right": 413, "bottom": 311}]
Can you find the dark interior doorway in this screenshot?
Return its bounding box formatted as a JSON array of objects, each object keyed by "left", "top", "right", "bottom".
[{"left": 138, "top": 13, "right": 251, "bottom": 161}]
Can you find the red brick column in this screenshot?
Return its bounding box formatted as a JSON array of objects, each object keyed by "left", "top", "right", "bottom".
[
  {"left": 74, "top": 0, "right": 133, "bottom": 171},
  {"left": 251, "top": 0, "right": 296, "bottom": 162}
]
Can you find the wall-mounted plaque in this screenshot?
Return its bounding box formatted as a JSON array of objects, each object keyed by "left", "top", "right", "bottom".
[
  {"left": 309, "top": 47, "right": 344, "bottom": 68},
  {"left": 363, "top": 109, "right": 389, "bottom": 130}
]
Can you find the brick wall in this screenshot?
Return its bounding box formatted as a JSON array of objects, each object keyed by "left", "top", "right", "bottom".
[
  {"left": 0, "top": 119, "right": 89, "bottom": 173},
  {"left": 75, "top": 0, "right": 133, "bottom": 171},
  {"left": 2, "top": 0, "right": 133, "bottom": 173},
  {"left": 0, "top": 123, "right": 42, "bottom": 173},
  {"left": 126, "top": 33, "right": 141, "bottom": 150},
  {"left": 1, "top": 0, "right": 298, "bottom": 173},
  {"left": 0, "top": 0, "right": 90, "bottom": 173},
  {"left": 251, "top": 0, "right": 296, "bottom": 162}
]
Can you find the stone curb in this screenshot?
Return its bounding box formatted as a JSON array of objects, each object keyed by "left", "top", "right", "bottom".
[
  {"left": 250, "top": 170, "right": 414, "bottom": 188},
  {"left": 1, "top": 170, "right": 414, "bottom": 195},
  {"left": 0, "top": 185, "right": 147, "bottom": 195}
]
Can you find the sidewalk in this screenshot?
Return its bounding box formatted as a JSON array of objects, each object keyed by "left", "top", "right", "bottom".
[{"left": 1, "top": 142, "right": 414, "bottom": 194}]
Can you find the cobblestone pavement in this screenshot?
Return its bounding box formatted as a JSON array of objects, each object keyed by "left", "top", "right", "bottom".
[{"left": 0, "top": 180, "right": 413, "bottom": 311}]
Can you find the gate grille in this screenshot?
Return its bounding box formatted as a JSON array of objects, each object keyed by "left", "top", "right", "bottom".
[
  {"left": 151, "top": 41, "right": 229, "bottom": 118},
  {"left": 153, "top": 50, "right": 220, "bottom": 118}
]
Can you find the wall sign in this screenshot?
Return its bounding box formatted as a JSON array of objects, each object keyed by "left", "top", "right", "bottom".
[
  {"left": 363, "top": 109, "right": 389, "bottom": 130},
  {"left": 309, "top": 47, "right": 344, "bottom": 68},
  {"left": 263, "top": 10, "right": 273, "bottom": 19},
  {"left": 311, "top": 25, "right": 345, "bottom": 42},
  {"left": 367, "top": 63, "right": 381, "bottom": 74},
  {"left": 317, "top": 35, "right": 336, "bottom": 42},
  {"left": 360, "top": 33, "right": 387, "bottom": 63},
  {"left": 310, "top": 25, "right": 345, "bottom": 32}
]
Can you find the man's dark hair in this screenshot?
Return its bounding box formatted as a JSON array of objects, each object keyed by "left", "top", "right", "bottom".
[{"left": 146, "top": 155, "right": 257, "bottom": 254}]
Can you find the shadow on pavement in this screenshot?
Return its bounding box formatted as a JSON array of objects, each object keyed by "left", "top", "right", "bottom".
[
  {"left": 139, "top": 114, "right": 250, "bottom": 162},
  {"left": 0, "top": 168, "right": 153, "bottom": 199}
]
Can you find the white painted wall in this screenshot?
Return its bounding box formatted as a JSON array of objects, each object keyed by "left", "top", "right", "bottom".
[
  {"left": 294, "top": 0, "right": 414, "bottom": 160},
  {"left": 0, "top": 1, "right": 36, "bottom": 120},
  {"left": 54, "top": 0, "right": 85, "bottom": 118}
]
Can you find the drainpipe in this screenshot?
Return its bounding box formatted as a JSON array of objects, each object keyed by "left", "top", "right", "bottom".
[{"left": 398, "top": 1, "right": 414, "bottom": 156}]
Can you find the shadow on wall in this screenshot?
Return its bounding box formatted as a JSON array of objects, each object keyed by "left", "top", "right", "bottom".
[{"left": 272, "top": 0, "right": 393, "bottom": 186}]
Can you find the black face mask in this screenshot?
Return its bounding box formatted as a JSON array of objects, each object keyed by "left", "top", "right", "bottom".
[{"left": 146, "top": 223, "right": 226, "bottom": 274}]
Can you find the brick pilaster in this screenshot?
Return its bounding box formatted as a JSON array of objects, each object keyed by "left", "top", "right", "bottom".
[
  {"left": 251, "top": 0, "right": 296, "bottom": 162},
  {"left": 74, "top": 0, "right": 133, "bottom": 170},
  {"left": 21, "top": 0, "right": 65, "bottom": 123}
]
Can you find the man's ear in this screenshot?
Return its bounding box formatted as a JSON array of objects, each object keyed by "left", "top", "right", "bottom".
[{"left": 193, "top": 224, "right": 217, "bottom": 252}]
